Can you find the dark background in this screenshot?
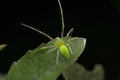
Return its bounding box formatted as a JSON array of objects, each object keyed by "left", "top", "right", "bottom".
[{"left": 0, "top": 0, "right": 120, "bottom": 80}]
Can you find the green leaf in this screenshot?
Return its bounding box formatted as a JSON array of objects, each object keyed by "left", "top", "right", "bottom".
[
  {"left": 6, "top": 37, "right": 86, "bottom": 80},
  {"left": 0, "top": 44, "right": 7, "bottom": 51},
  {"left": 62, "top": 63, "right": 105, "bottom": 80},
  {"left": 0, "top": 73, "right": 6, "bottom": 80}
]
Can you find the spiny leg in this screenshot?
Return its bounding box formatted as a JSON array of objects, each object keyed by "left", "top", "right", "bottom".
[
  {"left": 21, "top": 23, "right": 53, "bottom": 40},
  {"left": 66, "top": 38, "right": 79, "bottom": 55},
  {"left": 67, "top": 37, "right": 79, "bottom": 42},
  {"left": 58, "top": 0, "right": 64, "bottom": 37},
  {"left": 66, "top": 44, "right": 73, "bottom": 55},
  {"left": 40, "top": 45, "right": 57, "bottom": 54},
  {"left": 56, "top": 49, "right": 59, "bottom": 65},
  {"left": 40, "top": 45, "right": 55, "bottom": 49},
  {"left": 41, "top": 46, "right": 59, "bottom": 64},
  {"left": 45, "top": 47, "right": 57, "bottom": 54},
  {"left": 66, "top": 28, "right": 74, "bottom": 37},
  {"left": 40, "top": 45, "right": 60, "bottom": 64},
  {"left": 67, "top": 37, "right": 86, "bottom": 46}
]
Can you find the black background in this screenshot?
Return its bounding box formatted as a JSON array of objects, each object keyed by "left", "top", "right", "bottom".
[{"left": 0, "top": 0, "right": 120, "bottom": 80}]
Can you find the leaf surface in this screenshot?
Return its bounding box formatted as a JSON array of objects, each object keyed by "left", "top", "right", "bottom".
[
  {"left": 62, "top": 63, "right": 105, "bottom": 80},
  {"left": 0, "top": 44, "right": 7, "bottom": 51},
  {"left": 6, "top": 37, "right": 86, "bottom": 80}
]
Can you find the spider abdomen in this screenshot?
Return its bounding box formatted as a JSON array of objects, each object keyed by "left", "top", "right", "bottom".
[{"left": 59, "top": 45, "right": 69, "bottom": 59}]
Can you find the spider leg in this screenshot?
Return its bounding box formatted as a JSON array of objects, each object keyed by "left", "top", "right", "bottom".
[
  {"left": 67, "top": 38, "right": 79, "bottom": 42},
  {"left": 41, "top": 45, "right": 59, "bottom": 64},
  {"left": 66, "top": 28, "right": 74, "bottom": 37},
  {"left": 67, "top": 44, "right": 73, "bottom": 55},
  {"left": 46, "top": 47, "right": 57, "bottom": 54},
  {"left": 40, "top": 45, "right": 55, "bottom": 49},
  {"left": 56, "top": 49, "right": 59, "bottom": 65}
]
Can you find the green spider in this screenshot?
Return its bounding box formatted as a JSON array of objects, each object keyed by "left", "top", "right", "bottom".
[{"left": 21, "top": 0, "right": 82, "bottom": 64}]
